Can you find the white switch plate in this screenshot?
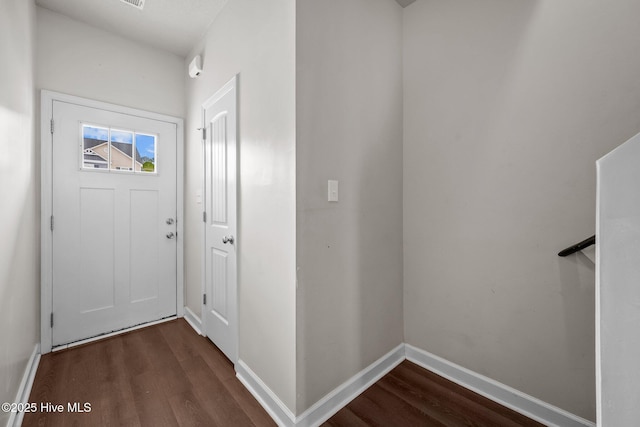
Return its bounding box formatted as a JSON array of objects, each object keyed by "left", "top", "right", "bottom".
[
  {"left": 328, "top": 180, "right": 339, "bottom": 202},
  {"left": 196, "top": 189, "right": 202, "bottom": 204}
]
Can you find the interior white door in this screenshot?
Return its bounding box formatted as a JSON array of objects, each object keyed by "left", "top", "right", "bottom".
[
  {"left": 51, "top": 100, "right": 178, "bottom": 346},
  {"left": 596, "top": 131, "right": 640, "bottom": 425},
  {"left": 203, "top": 76, "right": 238, "bottom": 363}
]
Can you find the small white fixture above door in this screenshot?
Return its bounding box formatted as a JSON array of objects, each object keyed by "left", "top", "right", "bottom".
[{"left": 189, "top": 55, "right": 203, "bottom": 78}]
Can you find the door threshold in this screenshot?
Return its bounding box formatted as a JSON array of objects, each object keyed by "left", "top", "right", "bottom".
[{"left": 52, "top": 316, "right": 178, "bottom": 352}]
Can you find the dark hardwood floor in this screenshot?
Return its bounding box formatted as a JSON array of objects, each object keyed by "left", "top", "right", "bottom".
[
  {"left": 24, "top": 319, "right": 544, "bottom": 427},
  {"left": 23, "top": 319, "right": 275, "bottom": 427},
  {"left": 324, "top": 361, "right": 544, "bottom": 427}
]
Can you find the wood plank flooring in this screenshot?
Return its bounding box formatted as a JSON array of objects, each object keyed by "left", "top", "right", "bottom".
[
  {"left": 324, "top": 361, "right": 545, "bottom": 427},
  {"left": 24, "top": 319, "right": 544, "bottom": 427},
  {"left": 23, "top": 319, "right": 275, "bottom": 427}
]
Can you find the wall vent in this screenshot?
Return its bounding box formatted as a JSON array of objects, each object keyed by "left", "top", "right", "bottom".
[{"left": 120, "top": 0, "right": 145, "bottom": 10}]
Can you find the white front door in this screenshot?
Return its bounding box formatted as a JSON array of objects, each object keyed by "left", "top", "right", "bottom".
[
  {"left": 202, "top": 76, "right": 238, "bottom": 363},
  {"left": 50, "top": 99, "right": 178, "bottom": 347}
]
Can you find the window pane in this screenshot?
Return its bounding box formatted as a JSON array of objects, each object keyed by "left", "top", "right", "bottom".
[
  {"left": 83, "top": 125, "right": 109, "bottom": 169},
  {"left": 136, "top": 133, "right": 156, "bottom": 173},
  {"left": 110, "top": 130, "right": 134, "bottom": 171}
]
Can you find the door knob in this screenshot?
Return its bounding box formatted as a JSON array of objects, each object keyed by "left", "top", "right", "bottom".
[
  {"left": 166, "top": 232, "right": 175, "bottom": 239},
  {"left": 222, "top": 235, "right": 234, "bottom": 245}
]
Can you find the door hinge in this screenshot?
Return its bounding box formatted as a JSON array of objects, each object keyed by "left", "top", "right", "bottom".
[
  {"left": 203, "top": 294, "right": 206, "bottom": 305},
  {"left": 50, "top": 313, "right": 54, "bottom": 328},
  {"left": 50, "top": 215, "right": 54, "bottom": 231},
  {"left": 203, "top": 211, "right": 206, "bottom": 223},
  {"left": 201, "top": 127, "right": 206, "bottom": 140},
  {"left": 50, "top": 118, "right": 54, "bottom": 134}
]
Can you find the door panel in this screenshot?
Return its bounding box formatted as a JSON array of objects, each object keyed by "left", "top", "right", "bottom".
[
  {"left": 130, "top": 189, "right": 160, "bottom": 303},
  {"left": 203, "top": 76, "right": 238, "bottom": 363},
  {"left": 210, "top": 113, "right": 228, "bottom": 224},
  {"left": 79, "top": 187, "right": 115, "bottom": 312},
  {"left": 52, "top": 100, "right": 177, "bottom": 346},
  {"left": 211, "top": 248, "right": 229, "bottom": 321}
]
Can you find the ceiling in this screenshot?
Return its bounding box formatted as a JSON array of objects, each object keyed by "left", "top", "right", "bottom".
[
  {"left": 35, "top": 0, "right": 229, "bottom": 57},
  {"left": 36, "top": 0, "right": 415, "bottom": 58}
]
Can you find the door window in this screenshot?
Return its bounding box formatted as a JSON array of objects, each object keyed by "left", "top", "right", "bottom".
[{"left": 82, "top": 124, "right": 157, "bottom": 173}]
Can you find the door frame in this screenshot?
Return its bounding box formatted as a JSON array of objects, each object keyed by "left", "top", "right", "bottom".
[
  {"left": 200, "top": 75, "right": 239, "bottom": 362},
  {"left": 40, "top": 90, "right": 185, "bottom": 354}
]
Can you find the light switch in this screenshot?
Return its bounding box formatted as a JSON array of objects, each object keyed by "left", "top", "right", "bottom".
[
  {"left": 328, "top": 180, "right": 339, "bottom": 202},
  {"left": 196, "top": 189, "right": 202, "bottom": 204}
]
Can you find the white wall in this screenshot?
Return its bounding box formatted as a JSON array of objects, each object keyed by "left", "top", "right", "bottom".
[
  {"left": 296, "top": 0, "right": 404, "bottom": 413},
  {"left": 403, "top": 0, "right": 640, "bottom": 420},
  {"left": 184, "top": 0, "right": 297, "bottom": 412},
  {"left": 0, "top": 0, "right": 38, "bottom": 425},
  {"left": 36, "top": 7, "right": 184, "bottom": 118},
  {"left": 596, "top": 132, "right": 640, "bottom": 426}
]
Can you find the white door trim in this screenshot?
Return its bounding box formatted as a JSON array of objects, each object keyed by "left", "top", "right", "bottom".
[{"left": 40, "top": 90, "right": 184, "bottom": 354}]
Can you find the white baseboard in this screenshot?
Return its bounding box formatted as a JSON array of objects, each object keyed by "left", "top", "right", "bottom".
[
  {"left": 235, "top": 344, "right": 405, "bottom": 427},
  {"left": 405, "top": 344, "right": 595, "bottom": 427},
  {"left": 237, "top": 343, "right": 592, "bottom": 426},
  {"left": 8, "top": 344, "right": 40, "bottom": 427},
  {"left": 236, "top": 359, "right": 296, "bottom": 426},
  {"left": 183, "top": 306, "right": 203, "bottom": 335},
  {"left": 295, "top": 343, "right": 405, "bottom": 427}
]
